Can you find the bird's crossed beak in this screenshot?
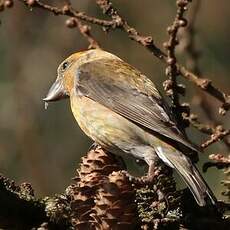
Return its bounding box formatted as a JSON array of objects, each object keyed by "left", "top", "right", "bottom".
[{"left": 43, "top": 78, "right": 68, "bottom": 102}]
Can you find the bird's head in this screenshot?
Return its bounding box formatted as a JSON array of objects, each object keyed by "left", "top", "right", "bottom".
[{"left": 43, "top": 49, "right": 118, "bottom": 102}]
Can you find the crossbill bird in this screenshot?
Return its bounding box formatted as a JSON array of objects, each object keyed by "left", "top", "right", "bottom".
[{"left": 44, "top": 49, "right": 216, "bottom": 206}]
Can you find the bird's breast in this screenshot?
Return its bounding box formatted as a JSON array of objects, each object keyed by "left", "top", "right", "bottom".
[
  {"left": 70, "top": 94, "right": 112, "bottom": 145},
  {"left": 69, "top": 92, "right": 156, "bottom": 154}
]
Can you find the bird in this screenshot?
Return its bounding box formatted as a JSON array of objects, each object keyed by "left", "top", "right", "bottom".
[{"left": 43, "top": 49, "right": 216, "bottom": 206}]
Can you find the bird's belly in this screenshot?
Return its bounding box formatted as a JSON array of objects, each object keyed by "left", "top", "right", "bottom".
[{"left": 70, "top": 95, "right": 157, "bottom": 159}]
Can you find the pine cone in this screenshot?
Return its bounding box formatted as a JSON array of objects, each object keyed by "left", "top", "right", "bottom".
[
  {"left": 92, "top": 171, "right": 137, "bottom": 229},
  {"left": 67, "top": 146, "right": 126, "bottom": 229},
  {"left": 66, "top": 146, "right": 179, "bottom": 229},
  {"left": 66, "top": 173, "right": 103, "bottom": 229},
  {"left": 136, "top": 164, "right": 180, "bottom": 229},
  {"left": 77, "top": 145, "right": 125, "bottom": 179}
]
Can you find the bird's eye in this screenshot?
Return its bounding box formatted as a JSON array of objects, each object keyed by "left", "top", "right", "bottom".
[{"left": 62, "top": 61, "right": 69, "bottom": 71}]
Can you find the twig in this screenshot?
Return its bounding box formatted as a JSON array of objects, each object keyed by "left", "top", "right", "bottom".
[
  {"left": 209, "top": 154, "right": 230, "bottom": 164},
  {"left": 201, "top": 128, "right": 230, "bottom": 149},
  {"left": 0, "top": 0, "right": 13, "bottom": 13},
  {"left": 181, "top": 0, "right": 201, "bottom": 75},
  {"left": 203, "top": 154, "right": 230, "bottom": 172},
  {"left": 163, "top": 0, "right": 192, "bottom": 129},
  {"left": 184, "top": 113, "right": 214, "bottom": 135},
  {"left": 181, "top": 1, "right": 230, "bottom": 149},
  {"left": 11, "top": 0, "right": 229, "bottom": 149},
  {"left": 178, "top": 66, "right": 230, "bottom": 115},
  {"left": 95, "top": 0, "right": 229, "bottom": 115},
  {"left": 65, "top": 17, "right": 100, "bottom": 49},
  {"left": 184, "top": 114, "right": 230, "bottom": 148},
  {"left": 19, "top": 0, "right": 116, "bottom": 27},
  {"left": 2, "top": 0, "right": 227, "bottom": 150},
  {"left": 14, "top": 0, "right": 229, "bottom": 114},
  {"left": 95, "top": 0, "right": 165, "bottom": 60}
]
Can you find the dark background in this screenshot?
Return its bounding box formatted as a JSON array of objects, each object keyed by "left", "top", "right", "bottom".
[{"left": 0, "top": 0, "right": 229, "bottom": 199}]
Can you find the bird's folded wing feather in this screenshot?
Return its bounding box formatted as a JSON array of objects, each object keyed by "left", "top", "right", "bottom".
[{"left": 75, "top": 58, "right": 198, "bottom": 152}]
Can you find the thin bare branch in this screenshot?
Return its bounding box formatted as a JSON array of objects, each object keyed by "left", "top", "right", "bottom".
[
  {"left": 65, "top": 17, "right": 100, "bottom": 49},
  {"left": 19, "top": 0, "right": 116, "bottom": 27},
  {"left": 163, "top": 0, "right": 192, "bottom": 130},
  {"left": 13, "top": 0, "right": 229, "bottom": 114},
  {"left": 95, "top": 0, "right": 229, "bottom": 114}
]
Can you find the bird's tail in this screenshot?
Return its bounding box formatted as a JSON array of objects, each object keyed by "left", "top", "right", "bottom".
[{"left": 155, "top": 146, "right": 217, "bottom": 206}]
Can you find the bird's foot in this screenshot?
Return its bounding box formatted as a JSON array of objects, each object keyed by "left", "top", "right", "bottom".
[
  {"left": 120, "top": 170, "right": 145, "bottom": 186},
  {"left": 142, "top": 164, "right": 161, "bottom": 184}
]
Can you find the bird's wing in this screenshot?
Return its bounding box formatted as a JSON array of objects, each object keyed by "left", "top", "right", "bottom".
[{"left": 75, "top": 58, "right": 198, "bottom": 152}]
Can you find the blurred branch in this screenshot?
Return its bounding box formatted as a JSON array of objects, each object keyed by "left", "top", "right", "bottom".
[
  {"left": 203, "top": 154, "right": 230, "bottom": 172},
  {"left": 95, "top": 0, "right": 229, "bottom": 115},
  {"left": 209, "top": 154, "right": 230, "bottom": 164},
  {"left": 19, "top": 0, "right": 116, "bottom": 27},
  {"left": 95, "top": 0, "right": 230, "bottom": 148},
  {"left": 203, "top": 154, "right": 230, "bottom": 204},
  {"left": 6, "top": 0, "right": 227, "bottom": 114},
  {"left": 65, "top": 17, "right": 100, "bottom": 49},
  {"left": 163, "top": 0, "right": 192, "bottom": 130},
  {"left": 177, "top": 64, "right": 230, "bottom": 115},
  {"left": 182, "top": 0, "right": 201, "bottom": 76},
  {"left": 184, "top": 114, "right": 230, "bottom": 149},
  {"left": 180, "top": 0, "right": 230, "bottom": 150},
  {"left": 0, "top": 0, "right": 13, "bottom": 9},
  {"left": 201, "top": 128, "right": 230, "bottom": 149},
  {"left": 95, "top": 0, "right": 165, "bottom": 60}
]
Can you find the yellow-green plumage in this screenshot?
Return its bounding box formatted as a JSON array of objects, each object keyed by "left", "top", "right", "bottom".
[{"left": 70, "top": 92, "right": 161, "bottom": 159}]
